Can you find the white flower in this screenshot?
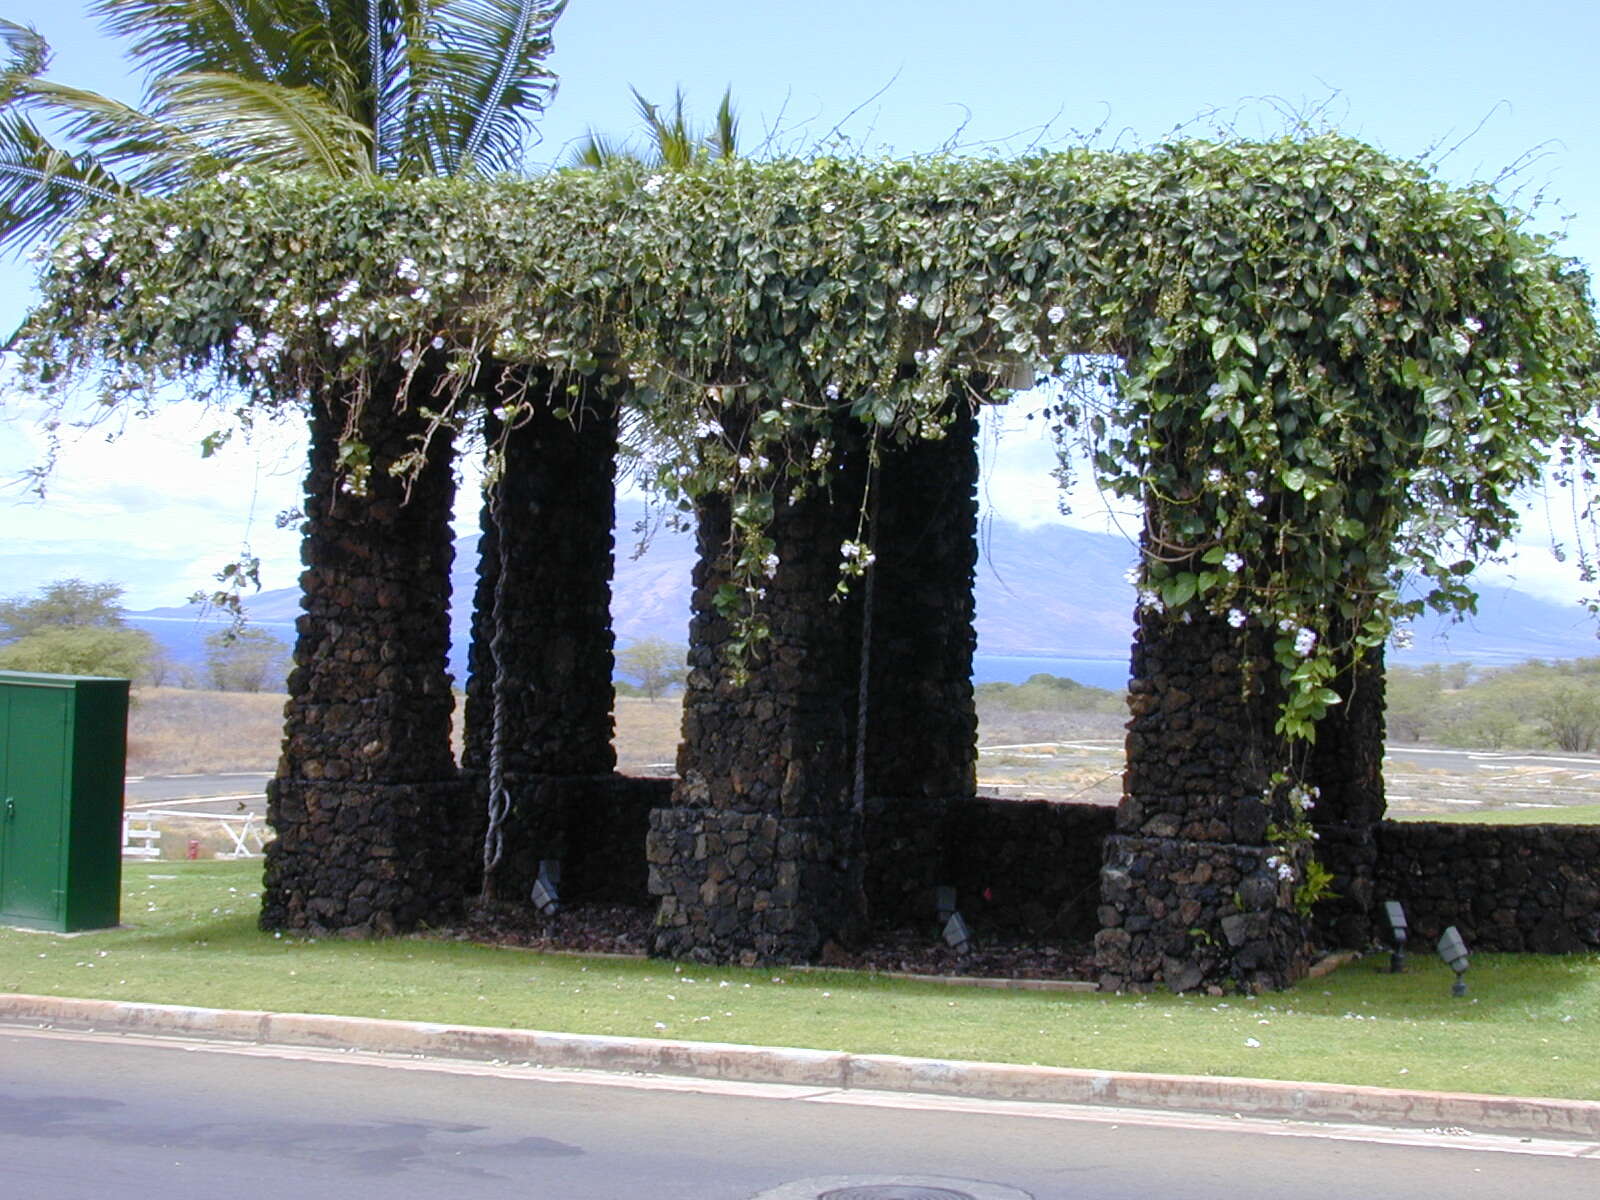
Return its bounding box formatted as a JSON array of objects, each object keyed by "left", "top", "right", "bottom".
[
  {"left": 738, "top": 456, "right": 753, "bottom": 471},
  {"left": 411, "top": 286, "right": 431, "bottom": 304},
  {"left": 1206, "top": 382, "right": 1225, "bottom": 399},
  {"left": 1245, "top": 488, "right": 1265, "bottom": 508},
  {"left": 258, "top": 332, "right": 287, "bottom": 360},
  {"left": 1206, "top": 468, "right": 1223, "bottom": 484},
  {"left": 642, "top": 174, "right": 665, "bottom": 195},
  {"left": 821, "top": 200, "right": 837, "bottom": 214},
  {"left": 442, "top": 270, "right": 461, "bottom": 286},
  {"left": 1390, "top": 625, "right": 1415, "bottom": 651},
  {"left": 292, "top": 303, "right": 311, "bottom": 320},
  {"left": 824, "top": 383, "right": 841, "bottom": 400},
  {"left": 762, "top": 553, "right": 779, "bottom": 576},
  {"left": 1122, "top": 566, "right": 1141, "bottom": 585},
  {"left": 897, "top": 292, "right": 919, "bottom": 311},
  {"left": 1047, "top": 305, "right": 1067, "bottom": 325},
  {"left": 395, "top": 257, "right": 420, "bottom": 281},
  {"left": 431, "top": 335, "right": 445, "bottom": 350},
  {"left": 1227, "top": 608, "right": 1247, "bottom": 628},
  {"left": 1464, "top": 316, "right": 1484, "bottom": 333},
  {"left": 336, "top": 280, "right": 359, "bottom": 302},
  {"left": 1293, "top": 626, "right": 1318, "bottom": 657},
  {"left": 1222, "top": 552, "right": 1244, "bottom": 573},
  {"left": 231, "top": 324, "right": 256, "bottom": 351},
  {"left": 1137, "top": 588, "right": 1162, "bottom": 611}
]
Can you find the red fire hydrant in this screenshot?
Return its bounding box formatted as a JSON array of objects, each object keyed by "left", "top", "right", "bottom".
[{"left": 186, "top": 838, "right": 200, "bottom": 861}]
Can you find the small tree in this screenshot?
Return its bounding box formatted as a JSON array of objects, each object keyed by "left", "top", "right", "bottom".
[
  {"left": 0, "top": 625, "right": 156, "bottom": 678},
  {"left": 204, "top": 627, "right": 291, "bottom": 693},
  {"left": 0, "top": 578, "right": 155, "bottom": 679},
  {"left": 0, "top": 578, "right": 127, "bottom": 638},
  {"left": 1534, "top": 680, "right": 1600, "bottom": 752},
  {"left": 616, "top": 637, "right": 687, "bottom": 701}
]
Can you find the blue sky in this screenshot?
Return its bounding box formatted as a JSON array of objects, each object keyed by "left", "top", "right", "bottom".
[{"left": 2, "top": 0, "right": 1597, "bottom": 616}]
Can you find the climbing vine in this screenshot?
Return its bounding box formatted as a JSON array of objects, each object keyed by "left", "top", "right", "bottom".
[{"left": 8, "top": 135, "right": 1599, "bottom": 751}]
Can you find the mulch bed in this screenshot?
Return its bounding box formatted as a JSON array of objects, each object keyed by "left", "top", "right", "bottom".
[{"left": 451, "top": 901, "right": 1098, "bottom": 982}]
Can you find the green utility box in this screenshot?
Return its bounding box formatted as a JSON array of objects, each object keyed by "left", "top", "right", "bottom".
[{"left": 0, "top": 671, "right": 129, "bottom": 931}]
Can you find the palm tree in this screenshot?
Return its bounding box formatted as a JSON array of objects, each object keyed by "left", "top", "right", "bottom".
[
  {"left": 567, "top": 84, "right": 738, "bottom": 169},
  {"left": 0, "top": 0, "right": 565, "bottom": 254}
]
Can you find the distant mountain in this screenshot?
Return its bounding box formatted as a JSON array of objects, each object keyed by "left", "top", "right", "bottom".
[{"left": 126, "top": 501, "right": 1599, "bottom": 685}]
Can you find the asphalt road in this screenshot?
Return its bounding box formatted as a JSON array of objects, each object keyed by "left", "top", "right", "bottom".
[
  {"left": 1, "top": 1028, "right": 1593, "bottom": 1200},
  {"left": 123, "top": 772, "right": 271, "bottom": 814}
]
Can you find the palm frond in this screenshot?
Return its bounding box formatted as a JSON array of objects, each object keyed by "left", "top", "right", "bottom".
[
  {"left": 710, "top": 86, "right": 738, "bottom": 161},
  {"left": 0, "top": 18, "right": 51, "bottom": 86},
  {"left": 149, "top": 72, "right": 375, "bottom": 179},
  {"left": 7, "top": 76, "right": 218, "bottom": 194},
  {"left": 565, "top": 128, "right": 623, "bottom": 169},
  {"left": 91, "top": 1, "right": 318, "bottom": 82},
  {"left": 410, "top": 0, "right": 563, "bottom": 175},
  {"left": 0, "top": 113, "right": 125, "bottom": 256}
]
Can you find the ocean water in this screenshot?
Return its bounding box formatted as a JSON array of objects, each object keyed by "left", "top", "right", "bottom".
[{"left": 973, "top": 654, "right": 1129, "bottom": 690}]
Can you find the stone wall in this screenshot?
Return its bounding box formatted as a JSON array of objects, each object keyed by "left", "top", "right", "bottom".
[
  {"left": 1098, "top": 605, "right": 1311, "bottom": 992},
  {"left": 1375, "top": 821, "right": 1600, "bottom": 953},
  {"left": 865, "top": 795, "right": 1114, "bottom": 940},
  {"left": 264, "top": 376, "right": 472, "bottom": 934}
]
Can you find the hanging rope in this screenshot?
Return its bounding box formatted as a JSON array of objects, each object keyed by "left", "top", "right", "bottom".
[
  {"left": 849, "top": 449, "right": 882, "bottom": 922},
  {"left": 479, "top": 454, "right": 513, "bottom": 904}
]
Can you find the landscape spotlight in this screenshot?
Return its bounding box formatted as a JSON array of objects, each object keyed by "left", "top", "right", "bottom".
[
  {"left": 1436, "top": 925, "right": 1470, "bottom": 997},
  {"left": 1384, "top": 900, "right": 1408, "bottom": 974},
  {"left": 934, "top": 885, "right": 958, "bottom": 923},
  {"left": 531, "top": 860, "right": 561, "bottom": 916},
  {"left": 943, "top": 911, "right": 972, "bottom": 956}
]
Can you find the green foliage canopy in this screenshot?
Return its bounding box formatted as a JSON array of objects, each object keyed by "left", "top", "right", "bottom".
[{"left": 9, "top": 135, "right": 1599, "bottom": 736}]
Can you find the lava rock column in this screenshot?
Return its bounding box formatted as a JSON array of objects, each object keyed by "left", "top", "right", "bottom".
[
  {"left": 264, "top": 381, "right": 468, "bottom": 935},
  {"left": 463, "top": 387, "right": 619, "bottom": 901},
  {"left": 1096, "top": 605, "right": 1312, "bottom": 992},
  {"left": 649, "top": 441, "right": 870, "bottom": 965},
  {"left": 861, "top": 404, "right": 982, "bottom": 924}
]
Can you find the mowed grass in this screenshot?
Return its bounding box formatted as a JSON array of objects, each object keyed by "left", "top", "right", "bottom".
[{"left": 3, "top": 861, "right": 1597, "bottom": 1102}]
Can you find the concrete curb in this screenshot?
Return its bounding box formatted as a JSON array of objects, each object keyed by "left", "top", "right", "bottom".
[{"left": 5, "top": 991, "right": 1598, "bottom": 1141}]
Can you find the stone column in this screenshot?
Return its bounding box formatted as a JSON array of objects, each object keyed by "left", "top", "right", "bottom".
[
  {"left": 263, "top": 375, "right": 469, "bottom": 935},
  {"left": 1095, "top": 601, "right": 1312, "bottom": 992},
  {"left": 463, "top": 385, "right": 618, "bottom": 902},
  {"left": 648, "top": 442, "right": 869, "bottom": 965},
  {"left": 1306, "top": 643, "right": 1387, "bottom": 948},
  {"left": 860, "top": 405, "right": 981, "bottom": 924}
]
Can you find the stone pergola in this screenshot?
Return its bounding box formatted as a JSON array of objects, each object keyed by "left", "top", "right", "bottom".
[{"left": 20, "top": 140, "right": 1590, "bottom": 992}]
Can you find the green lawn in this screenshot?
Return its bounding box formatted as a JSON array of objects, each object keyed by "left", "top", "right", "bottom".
[{"left": 3, "top": 861, "right": 1597, "bottom": 1101}]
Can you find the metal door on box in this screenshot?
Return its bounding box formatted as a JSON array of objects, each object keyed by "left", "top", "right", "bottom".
[{"left": 0, "top": 672, "right": 128, "bottom": 931}]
